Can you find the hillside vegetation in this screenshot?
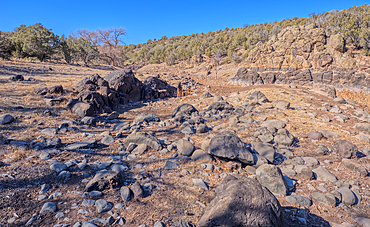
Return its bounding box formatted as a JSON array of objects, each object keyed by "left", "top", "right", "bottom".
[{"left": 0, "top": 4, "right": 370, "bottom": 68}]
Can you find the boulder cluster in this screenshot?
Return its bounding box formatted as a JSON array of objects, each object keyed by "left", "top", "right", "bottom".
[{"left": 67, "top": 70, "right": 176, "bottom": 117}]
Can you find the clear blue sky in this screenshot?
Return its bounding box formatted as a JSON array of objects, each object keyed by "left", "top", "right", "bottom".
[{"left": 0, "top": 0, "right": 368, "bottom": 45}]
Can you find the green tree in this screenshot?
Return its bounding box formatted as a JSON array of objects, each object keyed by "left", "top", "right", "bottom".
[
  {"left": 0, "top": 31, "right": 13, "bottom": 59},
  {"left": 12, "top": 23, "right": 59, "bottom": 61}
]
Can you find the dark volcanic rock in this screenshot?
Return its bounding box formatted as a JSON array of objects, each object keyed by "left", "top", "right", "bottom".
[
  {"left": 206, "top": 101, "right": 234, "bottom": 113},
  {"left": 0, "top": 114, "right": 15, "bottom": 125},
  {"left": 35, "top": 87, "right": 49, "bottom": 95},
  {"left": 105, "top": 70, "right": 142, "bottom": 102},
  {"left": 197, "top": 175, "right": 284, "bottom": 227},
  {"left": 66, "top": 99, "right": 94, "bottom": 118},
  {"left": 142, "top": 76, "right": 176, "bottom": 99},
  {"left": 172, "top": 104, "right": 198, "bottom": 119},
  {"left": 233, "top": 68, "right": 264, "bottom": 85},
  {"left": 208, "top": 133, "right": 254, "bottom": 164},
  {"left": 9, "top": 74, "right": 24, "bottom": 81},
  {"left": 49, "top": 85, "right": 63, "bottom": 94},
  {"left": 77, "top": 92, "right": 106, "bottom": 114},
  {"left": 85, "top": 171, "right": 124, "bottom": 192}
]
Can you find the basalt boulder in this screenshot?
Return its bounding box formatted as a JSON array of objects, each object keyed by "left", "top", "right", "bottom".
[{"left": 197, "top": 175, "right": 284, "bottom": 227}]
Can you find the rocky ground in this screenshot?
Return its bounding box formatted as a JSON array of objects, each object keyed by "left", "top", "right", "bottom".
[{"left": 0, "top": 60, "right": 370, "bottom": 227}]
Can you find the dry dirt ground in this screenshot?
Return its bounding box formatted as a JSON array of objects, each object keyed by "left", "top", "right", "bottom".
[{"left": 0, "top": 60, "right": 369, "bottom": 227}]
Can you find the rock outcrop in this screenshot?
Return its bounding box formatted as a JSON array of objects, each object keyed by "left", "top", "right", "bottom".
[
  {"left": 68, "top": 70, "right": 176, "bottom": 117},
  {"left": 231, "top": 24, "right": 370, "bottom": 90}
]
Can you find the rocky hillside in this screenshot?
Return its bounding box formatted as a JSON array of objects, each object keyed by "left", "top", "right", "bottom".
[
  {"left": 246, "top": 24, "right": 362, "bottom": 69},
  {"left": 0, "top": 60, "right": 370, "bottom": 227}
]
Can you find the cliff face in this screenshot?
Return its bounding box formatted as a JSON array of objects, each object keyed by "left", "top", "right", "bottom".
[{"left": 246, "top": 24, "right": 369, "bottom": 70}]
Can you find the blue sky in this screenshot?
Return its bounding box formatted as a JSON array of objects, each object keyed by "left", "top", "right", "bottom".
[{"left": 0, "top": 1, "right": 368, "bottom": 45}]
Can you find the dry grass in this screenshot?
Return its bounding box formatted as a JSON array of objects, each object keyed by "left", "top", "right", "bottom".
[
  {"left": 338, "top": 89, "right": 370, "bottom": 109},
  {"left": 3, "top": 146, "right": 28, "bottom": 163}
]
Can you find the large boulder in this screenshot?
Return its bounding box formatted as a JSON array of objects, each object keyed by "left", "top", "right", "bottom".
[
  {"left": 334, "top": 140, "right": 358, "bottom": 158},
  {"left": 197, "top": 175, "right": 284, "bottom": 227},
  {"left": 254, "top": 143, "right": 276, "bottom": 163},
  {"left": 85, "top": 171, "right": 124, "bottom": 192},
  {"left": 172, "top": 104, "right": 198, "bottom": 118},
  {"left": 206, "top": 101, "right": 234, "bottom": 113},
  {"left": 77, "top": 92, "right": 106, "bottom": 113},
  {"left": 75, "top": 73, "right": 108, "bottom": 93},
  {"left": 208, "top": 133, "right": 254, "bottom": 164},
  {"left": 248, "top": 90, "right": 269, "bottom": 103},
  {"left": 142, "top": 76, "right": 176, "bottom": 99},
  {"left": 66, "top": 99, "right": 94, "bottom": 118},
  {"left": 233, "top": 68, "right": 264, "bottom": 85},
  {"left": 105, "top": 70, "right": 142, "bottom": 102},
  {"left": 256, "top": 164, "right": 289, "bottom": 196},
  {"left": 274, "top": 129, "right": 295, "bottom": 146},
  {"left": 49, "top": 85, "right": 63, "bottom": 94},
  {"left": 341, "top": 158, "right": 368, "bottom": 177}
]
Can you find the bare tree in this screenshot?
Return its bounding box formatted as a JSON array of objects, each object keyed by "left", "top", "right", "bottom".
[
  {"left": 75, "top": 27, "right": 126, "bottom": 67},
  {"left": 97, "top": 27, "right": 126, "bottom": 66},
  {"left": 76, "top": 29, "right": 99, "bottom": 46},
  {"left": 213, "top": 49, "right": 222, "bottom": 79}
]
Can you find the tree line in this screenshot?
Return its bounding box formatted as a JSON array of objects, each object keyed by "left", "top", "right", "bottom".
[
  {"left": 0, "top": 24, "right": 126, "bottom": 66},
  {"left": 1, "top": 4, "right": 370, "bottom": 67}
]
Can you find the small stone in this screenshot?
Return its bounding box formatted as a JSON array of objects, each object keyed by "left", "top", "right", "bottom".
[
  {"left": 78, "top": 209, "right": 89, "bottom": 214},
  {"left": 7, "top": 217, "right": 16, "bottom": 224},
  {"left": 154, "top": 222, "right": 165, "bottom": 227},
  {"left": 131, "top": 182, "right": 144, "bottom": 198},
  {"left": 89, "top": 191, "right": 103, "bottom": 197},
  {"left": 191, "top": 149, "right": 213, "bottom": 162},
  {"left": 131, "top": 144, "right": 147, "bottom": 155},
  {"left": 82, "top": 199, "right": 96, "bottom": 207},
  {"left": 307, "top": 132, "right": 323, "bottom": 140},
  {"left": 111, "top": 164, "right": 129, "bottom": 172},
  {"left": 313, "top": 166, "right": 338, "bottom": 182},
  {"left": 25, "top": 213, "right": 39, "bottom": 226},
  {"left": 315, "top": 146, "right": 329, "bottom": 155},
  {"left": 40, "top": 152, "right": 51, "bottom": 160},
  {"left": 39, "top": 184, "right": 51, "bottom": 194},
  {"left": 177, "top": 139, "right": 195, "bottom": 156},
  {"left": 49, "top": 192, "right": 63, "bottom": 199},
  {"left": 101, "top": 135, "right": 114, "bottom": 145},
  {"left": 192, "top": 178, "right": 209, "bottom": 190},
  {"left": 95, "top": 199, "right": 113, "bottom": 213},
  {"left": 115, "top": 203, "right": 124, "bottom": 209},
  {"left": 336, "top": 187, "right": 356, "bottom": 206},
  {"left": 120, "top": 186, "right": 133, "bottom": 202},
  {"left": 0, "top": 114, "right": 15, "bottom": 125},
  {"left": 50, "top": 162, "right": 67, "bottom": 173},
  {"left": 55, "top": 212, "right": 65, "bottom": 218},
  {"left": 311, "top": 191, "right": 336, "bottom": 207},
  {"left": 285, "top": 195, "right": 312, "bottom": 206},
  {"left": 40, "top": 202, "right": 57, "bottom": 214},
  {"left": 58, "top": 171, "right": 71, "bottom": 178},
  {"left": 38, "top": 195, "right": 48, "bottom": 201},
  {"left": 164, "top": 161, "right": 179, "bottom": 170}
]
